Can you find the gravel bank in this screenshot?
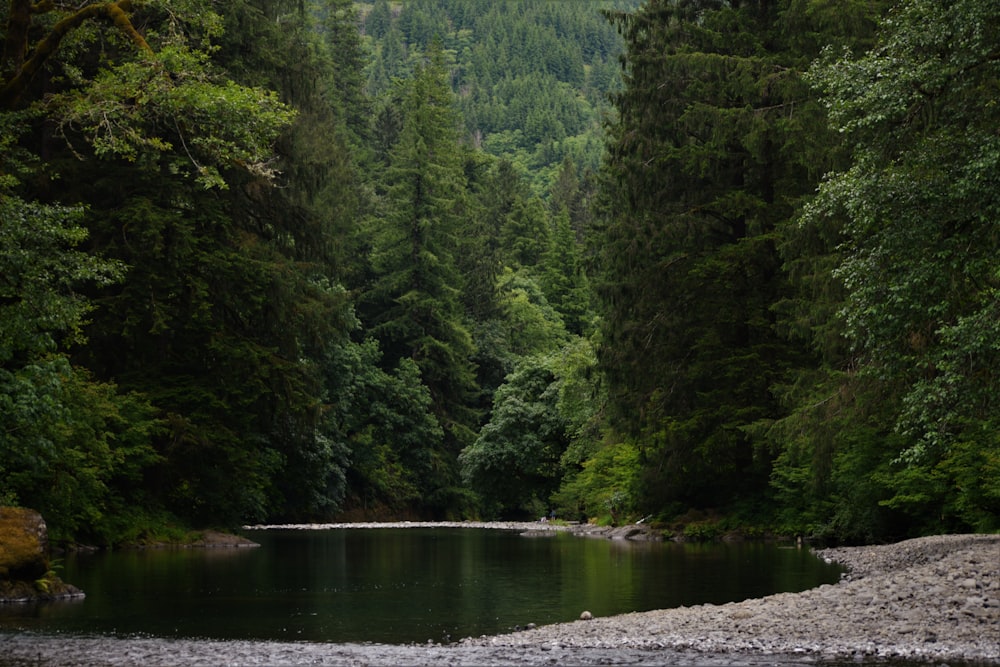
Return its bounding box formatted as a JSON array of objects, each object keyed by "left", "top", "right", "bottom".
[
  {"left": 0, "top": 532, "right": 996, "bottom": 666},
  {"left": 458, "top": 533, "right": 999, "bottom": 664}
]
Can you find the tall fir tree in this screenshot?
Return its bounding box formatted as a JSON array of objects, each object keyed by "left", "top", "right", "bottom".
[
  {"left": 595, "top": 0, "right": 845, "bottom": 511},
  {"left": 361, "top": 43, "right": 480, "bottom": 515}
]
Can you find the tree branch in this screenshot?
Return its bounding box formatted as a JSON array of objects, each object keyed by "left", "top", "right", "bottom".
[
  {"left": 2, "top": 1, "right": 34, "bottom": 81},
  {"left": 1, "top": 1, "right": 151, "bottom": 109}
]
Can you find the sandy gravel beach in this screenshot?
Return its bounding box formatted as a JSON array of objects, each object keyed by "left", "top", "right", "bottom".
[{"left": 0, "top": 529, "right": 996, "bottom": 666}]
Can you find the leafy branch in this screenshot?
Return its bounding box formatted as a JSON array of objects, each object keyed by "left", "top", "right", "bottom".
[{"left": 1, "top": 1, "right": 151, "bottom": 109}]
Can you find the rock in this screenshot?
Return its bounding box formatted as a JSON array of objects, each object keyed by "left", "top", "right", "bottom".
[
  {"left": 0, "top": 506, "right": 48, "bottom": 581},
  {"left": 0, "top": 506, "right": 84, "bottom": 603},
  {"left": 188, "top": 530, "right": 260, "bottom": 548}
]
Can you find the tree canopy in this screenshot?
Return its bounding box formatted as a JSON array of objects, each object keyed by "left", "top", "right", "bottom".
[{"left": 2, "top": 0, "right": 996, "bottom": 544}]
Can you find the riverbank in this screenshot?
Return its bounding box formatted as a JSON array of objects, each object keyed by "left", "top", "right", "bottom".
[
  {"left": 458, "top": 533, "right": 999, "bottom": 664},
  {"left": 244, "top": 519, "right": 661, "bottom": 540},
  {"left": 0, "top": 531, "right": 996, "bottom": 665}
]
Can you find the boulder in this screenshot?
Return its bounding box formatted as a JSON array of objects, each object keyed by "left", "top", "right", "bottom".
[
  {"left": 0, "top": 506, "right": 84, "bottom": 602},
  {"left": 0, "top": 506, "right": 48, "bottom": 581}
]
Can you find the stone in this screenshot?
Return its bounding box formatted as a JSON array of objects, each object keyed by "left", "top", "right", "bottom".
[
  {"left": 0, "top": 506, "right": 84, "bottom": 602},
  {"left": 0, "top": 506, "right": 48, "bottom": 581}
]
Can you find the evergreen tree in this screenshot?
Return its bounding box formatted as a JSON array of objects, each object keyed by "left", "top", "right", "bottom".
[
  {"left": 319, "top": 0, "right": 373, "bottom": 146},
  {"left": 595, "top": 0, "right": 838, "bottom": 511},
  {"left": 361, "top": 44, "right": 480, "bottom": 514},
  {"left": 541, "top": 207, "right": 592, "bottom": 336},
  {"left": 366, "top": 0, "right": 393, "bottom": 39},
  {"left": 0, "top": 0, "right": 300, "bottom": 534}
]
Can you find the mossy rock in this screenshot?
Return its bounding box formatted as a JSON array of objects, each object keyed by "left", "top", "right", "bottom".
[{"left": 0, "top": 507, "right": 49, "bottom": 581}]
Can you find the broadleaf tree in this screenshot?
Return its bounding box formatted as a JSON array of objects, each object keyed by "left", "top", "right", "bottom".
[{"left": 798, "top": 0, "right": 1000, "bottom": 534}]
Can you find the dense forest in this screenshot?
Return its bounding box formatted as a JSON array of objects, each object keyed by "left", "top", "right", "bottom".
[{"left": 1, "top": 0, "right": 997, "bottom": 546}]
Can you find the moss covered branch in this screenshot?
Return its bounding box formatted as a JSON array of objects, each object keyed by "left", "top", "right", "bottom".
[{"left": 1, "top": 0, "right": 151, "bottom": 109}]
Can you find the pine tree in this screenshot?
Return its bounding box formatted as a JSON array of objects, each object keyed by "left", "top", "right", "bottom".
[
  {"left": 362, "top": 44, "right": 480, "bottom": 514},
  {"left": 595, "top": 0, "right": 837, "bottom": 510},
  {"left": 366, "top": 0, "right": 393, "bottom": 39},
  {"left": 541, "top": 207, "right": 591, "bottom": 336}
]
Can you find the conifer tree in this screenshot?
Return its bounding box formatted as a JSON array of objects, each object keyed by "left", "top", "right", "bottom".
[
  {"left": 366, "top": 0, "right": 393, "bottom": 39},
  {"left": 596, "top": 0, "right": 839, "bottom": 510},
  {"left": 0, "top": 0, "right": 308, "bottom": 532},
  {"left": 542, "top": 207, "right": 591, "bottom": 336},
  {"left": 362, "top": 44, "right": 480, "bottom": 513}
]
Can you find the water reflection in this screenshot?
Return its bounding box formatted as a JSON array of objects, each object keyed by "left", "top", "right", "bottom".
[{"left": 0, "top": 529, "right": 842, "bottom": 644}]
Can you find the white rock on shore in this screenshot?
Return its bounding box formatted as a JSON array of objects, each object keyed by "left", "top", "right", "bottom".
[{"left": 0, "top": 532, "right": 997, "bottom": 666}]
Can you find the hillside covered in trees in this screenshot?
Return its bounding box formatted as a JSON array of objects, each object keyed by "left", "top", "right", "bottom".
[{"left": 1, "top": 0, "right": 997, "bottom": 546}]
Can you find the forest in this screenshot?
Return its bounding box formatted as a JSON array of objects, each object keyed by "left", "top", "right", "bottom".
[{"left": 1, "top": 0, "right": 997, "bottom": 546}]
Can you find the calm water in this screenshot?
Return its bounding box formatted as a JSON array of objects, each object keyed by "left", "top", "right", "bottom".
[{"left": 0, "top": 528, "right": 841, "bottom": 644}]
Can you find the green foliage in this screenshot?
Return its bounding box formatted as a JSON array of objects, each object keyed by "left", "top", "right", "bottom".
[
  {"left": 362, "top": 0, "right": 634, "bottom": 191},
  {"left": 541, "top": 207, "right": 592, "bottom": 335},
  {"left": 0, "top": 197, "right": 122, "bottom": 361},
  {"left": 1, "top": 0, "right": 366, "bottom": 535},
  {"left": 554, "top": 440, "right": 641, "bottom": 524},
  {"left": 50, "top": 52, "right": 294, "bottom": 189},
  {"left": 0, "top": 193, "right": 164, "bottom": 544},
  {"left": 789, "top": 0, "right": 1000, "bottom": 537},
  {"left": 7, "top": 0, "right": 994, "bottom": 544},
  {"left": 460, "top": 356, "right": 567, "bottom": 517},
  {"left": 595, "top": 0, "right": 824, "bottom": 510},
  {"left": 361, "top": 45, "right": 481, "bottom": 512},
  {"left": 463, "top": 329, "right": 606, "bottom": 520},
  {"left": 324, "top": 338, "right": 444, "bottom": 514},
  {"left": 0, "top": 358, "right": 162, "bottom": 544},
  {"left": 496, "top": 269, "right": 568, "bottom": 357}
]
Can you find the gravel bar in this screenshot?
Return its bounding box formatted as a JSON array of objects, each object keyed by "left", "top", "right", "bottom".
[{"left": 0, "top": 531, "right": 996, "bottom": 666}]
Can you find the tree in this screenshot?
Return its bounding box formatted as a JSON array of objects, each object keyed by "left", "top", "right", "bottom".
[
  {"left": 366, "top": 0, "right": 393, "bottom": 40},
  {"left": 0, "top": 0, "right": 335, "bottom": 535},
  {"left": 800, "top": 0, "right": 1000, "bottom": 534},
  {"left": 70, "top": 0, "right": 375, "bottom": 526},
  {"left": 541, "top": 207, "right": 592, "bottom": 335},
  {"left": 460, "top": 356, "right": 568, "bottom": 518},
  {"left": 361, "top": 44, "right": 480, "bottom": 514},
  {"left": 0, "top": 195, "right": 162, "bottom": 543},
  {"left": 1, "top": 1, "right": 294, "bottom": 187},
  {"left": 319, "top": 0, "right": 372, "bottom": 145},
  {"left": 594, "top": 0, "right": 855, "bottom": 513},
  {"left": 322, "top": 338, "right": 444, "bottom": 516}
]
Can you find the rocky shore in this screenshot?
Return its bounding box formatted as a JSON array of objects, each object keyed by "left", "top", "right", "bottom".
[
  {"left": 0, "top": 531, "right": 996, "bottom": 666},
  {"left": 457, "top": 533, "right": 999, "bottom": 664},
  {"left": 244, "top": 519, "right": 662, "bottom": 540}
]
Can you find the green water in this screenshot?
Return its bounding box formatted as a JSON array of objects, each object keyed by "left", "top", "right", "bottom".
[{"left": 0, "top": 528, "right": 842, "bottom": 644}]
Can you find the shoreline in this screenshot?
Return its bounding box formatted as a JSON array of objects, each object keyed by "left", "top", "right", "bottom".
[
  {"left": 242, "top": 519, "right": 664, "bottom": 541},
  {"left": 0, "top": 530, "right": 996, "bottom": 665},
  {"left": 458, "top": 533, "right": 999, "bottom": 664}
]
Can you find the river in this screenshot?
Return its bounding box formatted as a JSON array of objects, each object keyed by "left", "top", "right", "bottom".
[{"left": 0, "top": 526, "right": 840, "bottom": 645}]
